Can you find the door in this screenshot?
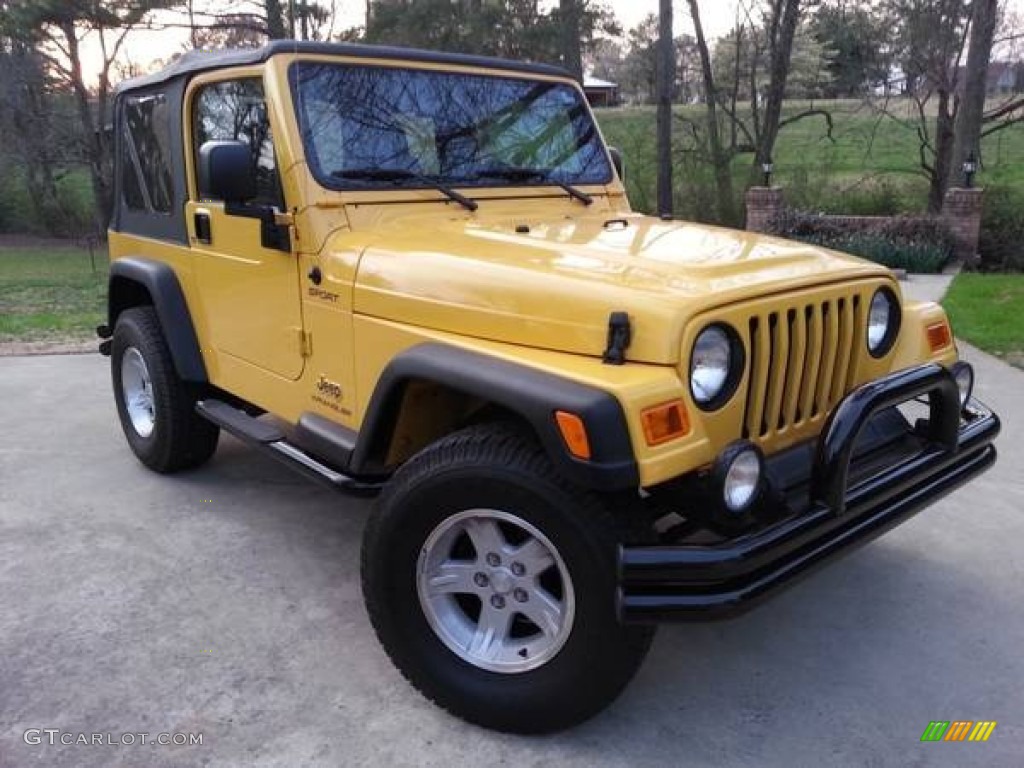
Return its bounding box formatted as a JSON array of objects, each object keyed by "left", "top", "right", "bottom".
[{"left": 185, "top": 75, "right": 304, "bottom": 380}]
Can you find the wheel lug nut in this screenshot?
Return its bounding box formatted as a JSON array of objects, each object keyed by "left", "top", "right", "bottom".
[
  {"left": 511, "top": 561, "right": 525, "bottom": 576},
  {"left": 513, "top": 588, "right": 529, "bottom": 603},
  {"left": 490, "top": 595, "right": 506, "bottom": 609},
  {"left": 485, "top": 552, "right": 501, "bottom": 566},
  {"left": 473, "top": 572, "right": 489, "bottom": 587}
]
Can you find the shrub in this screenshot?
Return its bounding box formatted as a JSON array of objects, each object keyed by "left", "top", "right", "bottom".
[
  {"left": 833, "top": 181, "right": 904, "bottom": 216},
  {"left": 0, "top": 166, "right": 95, "bottom": 237},
  {"left": 976, "top": 186, "right": 1024, "bottom": 272},
  {"left": 783, "top": 175, "right": 922, "bottom": 217},
  {"left": 0, "top": 166, "right": 33, "bottom": 234},
  {"left": 773, "top": 210, "right": 955, "bottom": 274}
]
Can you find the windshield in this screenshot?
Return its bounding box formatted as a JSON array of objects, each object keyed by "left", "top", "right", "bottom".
[{"left": 290, "top": 62, "right": 613, "bottom": 191}]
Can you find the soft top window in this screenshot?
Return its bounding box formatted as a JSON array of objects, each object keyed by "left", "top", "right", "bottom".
[{"left": 122, "top": 93, "right": 174, "bottom": 214}]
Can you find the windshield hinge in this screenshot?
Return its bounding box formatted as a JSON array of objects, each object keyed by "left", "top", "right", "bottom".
[
  {"left": 274, "top": 211, "right": 295, "bottom": 227},
  {"left": 298, "top": 328, "right": 313, "bottom": 358},
  {"left": 602, "top": 311, "right": 632, "bottom": 365}
]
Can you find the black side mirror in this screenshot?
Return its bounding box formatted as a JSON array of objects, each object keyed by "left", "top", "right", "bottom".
[
  {"left": 608, "top": 146, "right": 625, "bottom": 183},
  {"left": 198, "top": 140, "right": 256, "bottom": 203},
  {"left": 196, "top": 139, "right": 290, "bottom": 251}
]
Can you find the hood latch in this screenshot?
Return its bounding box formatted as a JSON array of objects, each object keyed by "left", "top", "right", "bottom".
[{"left": 602, "top": 311, "right": 632, "bottom": 365}]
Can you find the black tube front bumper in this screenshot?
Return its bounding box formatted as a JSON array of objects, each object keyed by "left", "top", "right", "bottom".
[{"left": 618, "top": 363, "right": 1000, "bottom": 623}]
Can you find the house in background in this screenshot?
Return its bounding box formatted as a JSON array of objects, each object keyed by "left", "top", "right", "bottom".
[
  {"left": 583, "top": 75, "right": 619, "bottom": 107},
  {"left": 986, "top": 61, "right": 1020, "bottom": 95},
  {"left": 951, "top": 61, "right": 1023, "bottom": 96}
]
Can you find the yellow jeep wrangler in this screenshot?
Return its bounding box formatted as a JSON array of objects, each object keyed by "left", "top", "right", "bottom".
[{"left": 100, "top": 42, "right": 999, "bottom": 733}]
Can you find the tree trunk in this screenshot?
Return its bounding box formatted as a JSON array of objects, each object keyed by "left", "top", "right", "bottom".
[
  {"left": 188, "top": 0, "right": 198, "bottom": 47},
  {"left": 656, "top": 0, "right": 674, "bottom": 216},
  {"left": 687, "top": 0, "right": 735, "bottom": 223},
  {"left": 951, "top": 0, "right": 998, "bottom": 181},
  {"left": 929, "top": 89, "right": 956, "bottom": 212},
  {"left": 560, "top": 0, "right": 584, "bottom": 82},
  {"left": 60, "top": 21, "right": 111, "bottom": 235},
  {"left": 753, "top": 0, "right": 802, "bottom": 179},
  {"left": 17, "top": 87, "right": 64, "bottom": 230},
  {"left": 265, "top": 0, "right": 287, "bottom": 38}
]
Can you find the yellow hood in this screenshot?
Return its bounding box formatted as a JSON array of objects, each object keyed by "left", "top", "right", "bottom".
[{"left": 351, "top": 212, "right": 890, "bottom": 365}]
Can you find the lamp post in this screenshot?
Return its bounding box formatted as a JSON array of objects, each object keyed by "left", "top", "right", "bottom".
[
  {"left": 963, "top": 151, "right": 978, "bottom": 189},
  {"left": 762, "top": 159, "right": 774, "bottom": 188}
]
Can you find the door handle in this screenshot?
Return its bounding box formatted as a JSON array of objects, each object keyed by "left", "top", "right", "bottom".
[{"left": 194, "top": 212, "right": 212, "bottom": 245}]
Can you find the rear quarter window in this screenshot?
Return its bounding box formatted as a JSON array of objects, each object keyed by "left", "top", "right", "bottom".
[{"left": 121, "top": 93, "right": 174, "bottom": 214}]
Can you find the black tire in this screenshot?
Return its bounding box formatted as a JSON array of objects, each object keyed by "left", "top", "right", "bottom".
[
  {"left": 111, "top": 306, "right": 219, "bottom": 473},
  {"left": 361, "top": 423, "right": 655, "bottom": 734}
]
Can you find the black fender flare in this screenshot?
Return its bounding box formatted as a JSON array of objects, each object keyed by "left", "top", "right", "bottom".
[
  {"left": 107, "top": 258, "right": 207, "bottom": 383},
  {"left": 350, "top": 343, "right": 639, "bottom": 491}
]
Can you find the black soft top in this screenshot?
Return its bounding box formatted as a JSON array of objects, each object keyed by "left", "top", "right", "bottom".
[{"left": 116, "top": 40, "right": 574, "bottom": 94}]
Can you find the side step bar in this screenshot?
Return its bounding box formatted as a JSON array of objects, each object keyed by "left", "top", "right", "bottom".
[{"left": 196, "top": 399, "right": 383, "bottom": 497}]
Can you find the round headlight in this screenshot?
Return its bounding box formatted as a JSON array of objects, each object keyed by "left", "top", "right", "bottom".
[
  {"left": 691, "top": 325, "right": 737, "bottom": 407},
  {"left": 723, "top": 450, "right": 762, "bottom": 513},
  {"left": 710, "top": 441, "right": 765, "bottom": 530},
  {"left": 867, "top": 288, "right": 900, "bottom": 357}
]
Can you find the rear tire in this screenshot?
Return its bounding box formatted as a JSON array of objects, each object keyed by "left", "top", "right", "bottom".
[
  {"left": 111, "top": 306, "right": 219, "bottom": 473},
  {"left": 361, "top": 423, "right": 655, "bottom": 733}
]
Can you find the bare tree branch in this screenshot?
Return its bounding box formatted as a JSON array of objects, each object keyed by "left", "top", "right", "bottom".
[
  {"left": 983, "top": 96, "right": 1024, "bottom": 122},
  {"left": 777, "top": 108, "right": 836, "bottom": 142}
]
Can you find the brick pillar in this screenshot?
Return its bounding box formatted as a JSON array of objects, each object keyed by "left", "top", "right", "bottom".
[
  {"left": 745, "top": 187, "right": 784, "bottom": 233},
  {"left": 941, "top": 187, "right": 984, "bottom": 263}
]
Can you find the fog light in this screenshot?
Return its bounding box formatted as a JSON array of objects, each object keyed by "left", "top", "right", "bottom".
[
  {"left": 714, "top": 441, "right": 764, "bottom": 516},
  {"left": 951, "top": 362, "right": 974, "bottom": 409}
]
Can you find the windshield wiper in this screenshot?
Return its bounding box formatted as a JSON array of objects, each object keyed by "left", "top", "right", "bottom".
[
  {"left": 472, "top": 167, "right": 594, "bottom": 206},
  {"left": 330, "top": 168, "right": 478, "bottom": 212}
]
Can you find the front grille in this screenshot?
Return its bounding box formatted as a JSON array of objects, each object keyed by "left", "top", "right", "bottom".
[{"left": 743, "top": 294, "right": 864, "bottom": 441}]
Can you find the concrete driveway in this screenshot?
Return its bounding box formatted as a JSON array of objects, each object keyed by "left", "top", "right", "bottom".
[{"left": 1, "top": 341, "right": 1021, "bottom": 768}]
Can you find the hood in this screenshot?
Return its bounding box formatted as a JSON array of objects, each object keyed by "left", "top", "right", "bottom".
[{"left": 350, "top": 212, "right": 890, "bottom": 364}]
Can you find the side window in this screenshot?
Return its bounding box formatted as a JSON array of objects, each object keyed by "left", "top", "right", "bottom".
[
  {"left": 193, "top": 78, "right": 284, "bottom": 209},
  {"left": 122, "top": 93, "right": 174, "bottom": 213}
]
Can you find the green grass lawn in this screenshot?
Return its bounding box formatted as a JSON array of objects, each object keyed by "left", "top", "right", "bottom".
[
  {"left": 0, "top": 245, "right": 108, "bottom": 344},
  {"left": 595, "top": 98, "right": 1024, "bottom": 220},
  {"left": 944, "top": 273, "right": 1024, "bottom": 367}
]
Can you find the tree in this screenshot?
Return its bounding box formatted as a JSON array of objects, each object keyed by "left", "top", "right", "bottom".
[
  {"left": 877, "top": 0, "right": 1022, "bottom": 209},
  {"left": 811, "top": 1, "right": 892, "bottom": 97},
  {"left": 686, "top": 0, "right": 736, "bottom": 222},
  {"left": 585, "top": 36, "right": 622, "bottom": 83},
  {"left": 150, "top": 2, "right": 334, "bottom": 46},
  {"left": 365, "top": 0, "right": 560, "bottom": 61},
  {"left": 951, "top": 0, "right": 999, "bottom": 178},
  {"left": 682, "top": 0, "right": 824, "bottom": 222},
  {"left": 754, "top": 0, "right": 805, "bottom": 177},
  {"left": 0, "top": 31, "right": 83, "bottom": 232},
  {"left": 615, "top": 15, "right": 701, "bottom": 105},
  {"left": 363, "top": 0, "right": 616, "bottom": 73},
  {"left": 561, "top": 0, "right": 584, "bottom": 81},
  {"left": 879, "top": 0, "right": 969, "bottom": 211},
  {"left": 618, "top": 15, "right": 659, "bottom": 103},
  {"left": 713, "top": 20, "right": 834, "bottom": 103},
  {"left": 1, "top": 0, "right": 174, "bottom": 233},
  {"left": 656, "top": 0, "right": 673, "bottom": 215}
]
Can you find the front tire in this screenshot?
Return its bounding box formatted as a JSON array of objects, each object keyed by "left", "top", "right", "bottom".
[
  {"left": 111, "top": 306, "right": 219, "bottom": 473},
  {"left": 361, "top": 424, "right": 654, "bottom": 733}
]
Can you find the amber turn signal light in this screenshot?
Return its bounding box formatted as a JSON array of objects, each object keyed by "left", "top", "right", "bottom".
[
  {"left": 641, "top": 401, "right": 690, "bottom": 446},
  {"left": 927, "top": 321, "right": 952, "bottom": 352},
  {"left": 554, "top": 411, "right": 591, "bottom": 460}
]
